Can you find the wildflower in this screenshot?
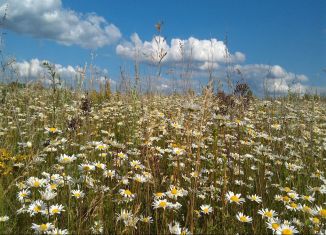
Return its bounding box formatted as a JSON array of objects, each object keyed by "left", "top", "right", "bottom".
[
  {"left": 314, "top": 206, "right": 326, "bottom": 218},
  {"left": 153, "top": 192, "right": 165, "bottom": 199},
  {"left": 57, "top": 154, "right": 76, "bottom": 164},
  {"left": 103, "top": 170, "right": 116, "bottom": 179},
  {"left": 166, "top": 185, "right": 188, "bottom": 199},
  {"left": 45, "top": 127, "right": 61, "bottom": 134},
  {"left": 300, "top": 204, "right": 313, "bottom": 214},
  {"left": 152, "top": 199, "right": 171, "bottom": 210},
  {"left": 168, "top": 221, "right": 182, "bottom": 234},
  {"left": 267, "top": 218, "right": 281, "bottom": 232},
  {"left": 49, "top": 204, "right": 65, "bottom": 215},
  {"left": 226, "top": 191, "right": 245, "bottom": 204},
  {"left": 71, "top": 189, "right": 85, "bottom": 199},
  {"left": 286, "top": 202, "right": 300, "bottom": 211},
  {"left": 276, "top": 224, "right": 298, "bottom": 235},
  {"left": 90, "top": 221, "right": 103, "bottom": 234},
  {"left": 117, "top": 152, "right": 128, "bottom": 160},
  {"left": 96, "top": 143, "right": 108, "bottom": 151},
  {"left": 119, "top": 189, "right": 135, "bottom": 199},
  {"left": 310, "top": 217, "right": 320, "bottom": 225},
  {"left": 17, "top": 189, "right": 31, "bottom": 202},
  {"left": 0, "top": 216, "right": 9, "bottom": 222},
  {"left": 26, "top": 177, "right": 47, "bottom": 188},
  {"left": 200, "top": 204, "right": 213, "bottom": 214},
  {"left": 116, "top": 209, "right": 132, "bottom": 221},
  {"left": 301, "top": 195, "right": 315, "bottom": 203},
  {"left": 28, "top": 200, "right": 47, "bottom": 216},
  {"left": 78, "top": 163, "right": 95, "bottom": 172},
  {"left": 236, "top": 212, "right": 252, "bottom": 223},
  {"left": 258, "top": 208, "right": 278, "bottom": 219},
  {"left": 31, "top": 223, "right": 55, "bottom": 233},
  {"left": 247, "top": 194, "right": 262, "bottom": 203},
  {"left": 40, "top": 189, "right": 57, "bottom": 201},
  {"left": 140, "top": 215, "right": 153, "bottom": 223}
]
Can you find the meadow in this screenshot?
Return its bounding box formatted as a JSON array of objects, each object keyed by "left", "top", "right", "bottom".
[{"left": 0, "top": 82, "right": 325, "bottom": 234}]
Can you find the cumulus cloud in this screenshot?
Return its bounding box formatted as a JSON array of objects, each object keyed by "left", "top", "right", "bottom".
[
  {"left": 0, "top": 0, "right": 121, "bottom": 48},
  {"left": 234, "top": 64, "right": 309, "bottom": 94},
  {"left": 11, "top": 58, "right": 115, "bottom": 87},
  {"left": 116, "top": 33, "right": 245, "bottom": 68}
]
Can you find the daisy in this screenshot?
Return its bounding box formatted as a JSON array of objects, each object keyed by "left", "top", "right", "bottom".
[
  {"left": 26, "top": 177, "right": 47, "bottom": 188},
  {"left": 226, "top": 191, "right": 245, "bottom": 204},
  {"left": 103, "top": 170, "right": 116, "bottom": 179},
  {"left": 57, "top": 154, "right": 76, "bottom": 164},
  {"left": 140, "top": 215, "right": 153, "bottom": 223},
  {"left": 40, "top": 189, "right": 57, "bottom": 201},
  {"left": 236, "top": 212, "right": 252, "bottom": 223},
  {"left": 266, "top": 217, "right": 281, "bottom": 233},
  {"left": 200, "top": 204, "right": 213, "bottom": 214},
  {"left": 49, "top": 204, "right": 65, "bottom": 215},
  {"left": 119, "top": 189, "right": 135, "bottom": 199},
  {"left": 31, "top": 223, "right": 55, "bottom": 233},
  {"left": 299, "top": 204, "right": 313, "bottom": 214},
  {"left": 0, "top": 216, "right": 9, "bottom": 222},
  {"left": 78, "top": 163, "right": 95, "bottom": 172},
  {"left": 276, "top": 224, "right": 298, "bottom": 235},
  {"left": 96, "top": 143, "right": 108, "bottom": 151},
  {"left": 153, "top": 192, "right": 165, "bottom": 199},
  {"left": 166, "top": 185, "right": 188, "bottom": 199},
  {"left": 286, "top": 202, "right": 300, "bottom": 211},
  {"left": 17, "top": 189, "right": 30, "bottom": 203},
  {"left": 301, "top": 195, "right": 315, "bottom": 203},
  {"left": 152, "top": 199, "right": 171, "bottom": 210},
  {"left": 28, "top": 200, "right": 47, "bottom": 216},
  {"left": 313, "top": 205, "right": 326, "bottom": 218},
  {"left": 258, "top": 208, "right": 278, "bottom": 219},
  {"left": 71, "top": 189, "right": 85, "bottom": 199},
  {"left": 247, "top": 194, "right": 262, "bottom": 203},
  {"left": 168, "top": 221, "right": 182, "bottom": 234}
]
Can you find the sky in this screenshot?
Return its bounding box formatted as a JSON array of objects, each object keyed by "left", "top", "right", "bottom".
[{"left": 0, "top": 0, "right": 325, "bottom": 95}]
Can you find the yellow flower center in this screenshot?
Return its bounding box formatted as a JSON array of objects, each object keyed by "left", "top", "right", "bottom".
[
  {"left": 264, "top": 211, "right": 273, "bottom": 218},
  {"left": 203, "top": 208, "right": 209, "bottom": 213},
  {"left": 282, "top": 228, "right": 293, "bottom": 235},
  {"left": 320, "top": 209, "right": 326, "bottom": 218},
  {"left": 240, "top": 216, "right": 248, "bottom": 222},
  {"left": 171, "top": 188, "right": 178, "bottom": 195},
  {"left": 33, "top": 206, "right": 41, "bottom": 212},
  {"left": 33, "top": 181, "right": 40, "bottom": 187},
  {"left": 74, "top": 192, "right": 81, "bottom": 198},
  {"left": 49, "top": 127, "right": 57, "bottom": 133},
  {"left": 312, "top": 217, "right": 320, "bottom": 224},
  {"left": 283, "top": 196, "right": 290, "bottom": 202},
  {"left": 51, "top": 208, "right": 59, "bottom": 214},
  {"left": 40, "top": 224, "right": 48, "bottom": 231},
  {"left": 290, "top": 202, "right": 297, "bottom": 208},
  {"left": 124, "top": 190, "right": 132, "bottom": 196},
  {"left": 284, "top": 187, "right": 291, "bottom": 193},
  {"left": 50, "top": 184, "right": 57, "bottom": 190},
  {"left": 158, "top": 201, "right": 167, "bottom": 208},
  {"left": 230, "top": 195, "right": 240, "bottom": 202},
  {"left": 272, "top": 223, "right": 280, "bottom": 230},
  {"left": 303, "top": 206, "right": 310, "bottom": 212}
]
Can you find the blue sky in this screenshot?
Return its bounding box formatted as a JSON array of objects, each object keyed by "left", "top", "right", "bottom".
[{"left": 1, "top": 0, "right": 325, "bottom": 94}]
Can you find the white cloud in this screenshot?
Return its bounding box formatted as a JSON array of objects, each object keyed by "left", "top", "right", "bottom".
[
  {"left": 11, "top": 58, "right": 115, "bottom": 87},
  {"left": 234, "top": 64, "right": 309, "bottom": 94},
  {"left": 116, "top": 33, "right": 245, "bottom": 66},
  {"left": 0, "top": 0, "right": 121, "bottom": 48}
]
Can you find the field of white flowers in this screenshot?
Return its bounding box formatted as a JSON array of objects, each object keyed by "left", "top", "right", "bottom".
[{"left": 0, "top": 85, "right": 325, "bottom": 234}]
